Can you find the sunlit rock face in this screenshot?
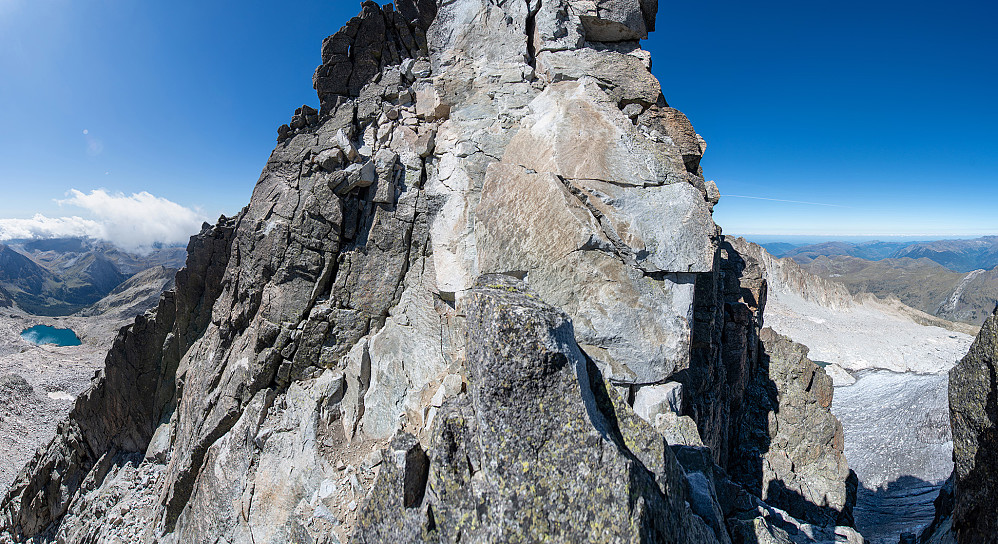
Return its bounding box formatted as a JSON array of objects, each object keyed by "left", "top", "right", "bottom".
[{"left": 0, "top": 1, "right": 864, "bottom": 543}]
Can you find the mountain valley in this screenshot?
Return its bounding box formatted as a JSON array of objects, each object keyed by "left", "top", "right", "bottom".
[
  {"left": 760, "top": 239, "right": 998, "bottom": 327},
  {"left": 0, "top": 239, "right": 185, "bottom": 317}
]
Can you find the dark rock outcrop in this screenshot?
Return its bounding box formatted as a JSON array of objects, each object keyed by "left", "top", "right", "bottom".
[
  {"left": 944, "top": 310, "right": 998, "bottom": 543},
  {"left": 685, "top": 237, "right": 767, "bottom": 469},
  {"left": 312, "top": 0, "right": 437, "bottom": 113},
  {"left": 356, "top": 275, "right": 719, "bottom": 543},
  {"left": 919, "top": 310, "right": 998, "bottom": 544},
  {"left": 732, "top": 328, "right": 854, "bottom": 527}
]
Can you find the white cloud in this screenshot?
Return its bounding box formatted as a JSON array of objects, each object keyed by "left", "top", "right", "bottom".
[
  {"left": 0, "top": 214, "right": 103, "bottom": 240},
  {"left": 0, "top": 189, "right": 207, "bottom": 252}
]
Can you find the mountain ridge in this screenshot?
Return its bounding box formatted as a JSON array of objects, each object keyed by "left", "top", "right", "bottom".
[
  {"left": 0, "top": 2, "right": 964, "bottom": 543},
  {"left": 0, "top": 238, "right": 186, "bottom": 317},
  {"left": 764, "top": 236, "right": 998, "bottom": 273}
]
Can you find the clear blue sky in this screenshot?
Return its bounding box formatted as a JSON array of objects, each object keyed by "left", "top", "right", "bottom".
[{"left": 1, "top": 0, "right": 995, "bottom": 240}]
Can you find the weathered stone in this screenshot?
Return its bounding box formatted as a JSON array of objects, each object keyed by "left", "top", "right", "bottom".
[
  {"left": 567, "top": 178, "right": 717, "bottom": 273},
  {"left": 414, "top": 85, "right": 450, "bottom": 120},
  {"left": 503, "top": 79, "right": 688, "bottom": 186},
  {"left": 316, "top": 148, "right": 344, "bottom": 171},
  {"left": 639, "top": 105, "right": 707, "bottom": 175},
  {"left": 729, "top": 328, "right": 854, "bottom": 527},
  {"left": 946, "top": 310, "right": 998, "bottom": 543},
  {"left": 632, "top": 381, "right": 683, "bottom": 423},
  {"left": 569, "top": 0, "right": 653, "bottom": 41},
  {"left": 536, "top": 46, "right": 662, "bottom": 105},
  {"left": 476, "top": 162, "right": 697, "bottom": 384},
  {"left": 355, "top": 275, "right": 720, "bottom": 543},
  {"left": 340, "top": 337, "right": 371, "bottom": 442},
  {"left": 654, "top": 411, "right": 705, "bottom": 447},
  {"left": 312, "top": 0, "right": 437, "bottom": 111}
]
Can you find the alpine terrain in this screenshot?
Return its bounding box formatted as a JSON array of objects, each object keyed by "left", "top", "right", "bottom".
[{"left": 0, "top": 1, "right": 994, "bottom": 544}]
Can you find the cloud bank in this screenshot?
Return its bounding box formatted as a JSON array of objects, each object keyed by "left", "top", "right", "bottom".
[{"left": 0, "top": 189, "right": 207, "bottom": 252}]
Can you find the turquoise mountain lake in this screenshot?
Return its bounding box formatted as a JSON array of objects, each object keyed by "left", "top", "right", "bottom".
[{"left": 21, "top": 325, "right": 82, "bottom": 347}]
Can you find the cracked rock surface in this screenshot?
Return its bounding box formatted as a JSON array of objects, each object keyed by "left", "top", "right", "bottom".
[{"left": 0, "top": 1, "right": 866, "bottom": 543}]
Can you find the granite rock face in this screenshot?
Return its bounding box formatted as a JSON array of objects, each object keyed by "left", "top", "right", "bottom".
[
  {"left": 922, "top": 310, "right": 998, "bottom": 544},
  {"left": 356, "top": 275, "right": 720, "bottom": 543},
  {"left": 730, "top": 328, "right": 854, "bottom": 528},
  {"left": 0, "top": 1, "right": 862, "bottom": 543}
]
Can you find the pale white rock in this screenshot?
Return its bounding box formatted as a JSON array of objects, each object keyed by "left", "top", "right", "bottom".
[
  {"left": 414, "top": 85, "right": 451, "bottom": 120},
  {"left": 503, "top": 79, "right": 687, "bottom": 186},
  {"left": 440, "top": 373, "right": 463, "bottom": 396},
  {"left": 569, "top": 179, "right": 717, "bottom": 273},
  {"left": 317, "top": 479, "right": 337, "bottom": 500},
  {"left": 361, "top": 284, "right": 447, "bottom": 439},
  {"left": 823, "top": 362, "right": 855, "bottom": 387},
  {"left": 333, "top": 129, "right": 358, "bottom": 162},
  {"left": 425, "top": 142, "right": 477, "bottom": 296},
  {"left": 476, "top": 163, "right": 696, "bottom": 384},
  {"left": 654, "top": 411, "right": 705, "bottom": 447},
  {"left": 632, "top": 381, "right": 683, "bottom": 422},
  {"left": 340, "top": 337, "right": 371, "bottom": 443},
  {"left": 144, "top": 422, "right": 173, "bottom": 464}
]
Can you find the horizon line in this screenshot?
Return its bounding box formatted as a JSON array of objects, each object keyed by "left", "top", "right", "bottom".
[{"left": 731, "top": 232, "right": 998, "bottom": 238}]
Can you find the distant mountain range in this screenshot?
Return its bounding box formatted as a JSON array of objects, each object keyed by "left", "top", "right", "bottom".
[
  {"left": 758, "top": 236, "right": 998, "bottom": 326},
  {"left": 764, "top": 236, "right": 998, "bottom": 272},
  {"left": 0, "top": 238, "right": 186, "bottom": 316}
]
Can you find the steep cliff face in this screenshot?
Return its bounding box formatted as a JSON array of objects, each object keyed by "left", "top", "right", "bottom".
[
  {"left": 1, "top": 1, "right": 860, "bottom": 543},
  {"left": 921, "top": 310, "right": 998, "bottom": 544}
]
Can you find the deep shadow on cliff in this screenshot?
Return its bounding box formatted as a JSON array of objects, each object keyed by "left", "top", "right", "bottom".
[{"left": 851, "top": 475, "right": 941, "bottom": 544}]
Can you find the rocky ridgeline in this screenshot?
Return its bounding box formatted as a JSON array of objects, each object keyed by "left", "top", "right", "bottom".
[{"left": 1, "top": 1, "right": 863, "bottom": 542}]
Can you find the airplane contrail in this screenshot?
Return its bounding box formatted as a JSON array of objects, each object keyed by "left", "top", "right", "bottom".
[{"left": 721, "top": 194, "right": 852, "bottom": 208}]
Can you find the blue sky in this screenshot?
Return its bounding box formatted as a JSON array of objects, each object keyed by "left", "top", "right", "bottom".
[{"left": 0, "top": 0, "right": 995, "bottom": 243}]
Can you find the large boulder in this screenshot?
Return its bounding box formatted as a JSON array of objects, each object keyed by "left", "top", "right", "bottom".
[
  {"left": 476, "top": 162, "right": 700, "bottom": 384},
  {"left": 355, "top": 275, "right": 720, "bottom": 543}
]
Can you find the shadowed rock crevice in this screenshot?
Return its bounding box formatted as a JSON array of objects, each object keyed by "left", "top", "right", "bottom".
[{"left": 851, "top": 475, "right": 941, "bottom": 543}]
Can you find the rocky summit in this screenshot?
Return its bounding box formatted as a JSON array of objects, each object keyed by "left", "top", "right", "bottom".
[{"left": 0, "top": 1, "right": 872, "bottom": 543}]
